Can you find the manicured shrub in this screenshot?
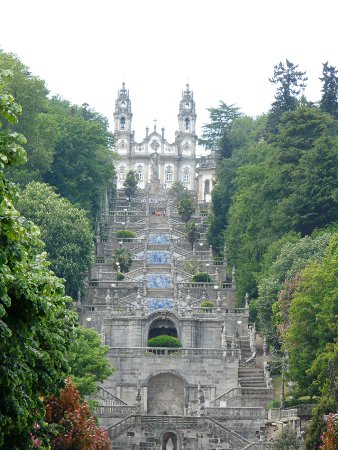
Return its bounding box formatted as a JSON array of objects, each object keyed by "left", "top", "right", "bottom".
[
  {"left": 116, "top": 272, "right": 125, "bottom": 280},
  {"left": 147, "top": 335, "right": 182, "bottom": 348},
  {"left": 191, "top": 272, "right": 213, "bottom": 283},
  {"left": 116, "top": 229, "right": 135, "bottom": 239},
  {"left": 200, "top": 301, "right": 215, "bottom": 309}
]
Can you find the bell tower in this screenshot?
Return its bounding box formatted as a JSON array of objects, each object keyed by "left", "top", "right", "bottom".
[
  {"left": 178, "top": 83, "right": 196, "bottom": 134},
  {"left": 114, "top": 83, "right": 133, "bottom": 157}
]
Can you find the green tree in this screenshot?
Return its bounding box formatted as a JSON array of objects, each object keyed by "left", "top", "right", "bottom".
[
  {"left": 177, "top": 194, "right": 195, "bottom": 223},
  {"left": 199, "top": 101, "right": 242, "bottom": 158},
  {"left": 112, "top": 247, "right": 133, "bottom": 273},
  {"left": 253, "top": 233, "right": 333, "bottom": 339},
  {"left": 17, "top": 182, "right": 93, "bottom": 297},
  {"left": 45, "top": 99, "right": 116, "bottom": 216},
  {"left": 169, "top": 181, "right": 188, "bottom": 201},
  {"left": 320, "top": 62, "right": 338, "bottom": 119},
  {"left": 272, "top": 425, "right": 302, "bottom": 449},
  {"left": 0, "top": 70, "right": 77, "bottom": 448},
  {"left": 270, "top": 107, "right": 338, "bottom": 236},
  {"left": 184, "top": 220, "right": 200, "bottom": 249},
  {"left": 267, "top": 59, "right": 307, "bottom": 134},
  {"left": 0, "top": 51, "right": 58, "bottom": 183},
  {"left": 67, "top": 326, "right": 113, "bottom": 396},
  {"left": 124, "top": 170, "right": 138, "bottom": 201},
  {"left": 305, "top": 396, "right": 338, "bottom": 450},
  {"left": 283, "top": 235, "right": 338, "bottom": 397}
]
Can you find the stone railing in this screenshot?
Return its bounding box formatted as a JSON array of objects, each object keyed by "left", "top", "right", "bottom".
[
  {"left": 268, "top": 408, "right": 299, "bottom": 420},
  {"left": 106, "top": 415, "right": 136, "bottom": 440},
  {"left": 205, "top": 406, "right": 267, "bottom": 419},
  {"left": 94, "top": 405, "right": 137, "bottom": 417},
  {"left": 208, "top": 387, "right": 240, "bottom": 407},
  {"left": 108, "top": 347, "right": 240, "bottom": 359},
  {"left": 95, "top": 386, "right": 127, "bottom": 405},
  {"left": 242, "top": 443, "right": 273, "bottom": 450},
  {"left": 88, "top": 280, "right": 141, "bottom": 289}
]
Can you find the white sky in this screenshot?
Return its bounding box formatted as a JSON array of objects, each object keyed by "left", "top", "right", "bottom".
[{"left": 1, "top": 0, "right": 338, "bottom": 147}]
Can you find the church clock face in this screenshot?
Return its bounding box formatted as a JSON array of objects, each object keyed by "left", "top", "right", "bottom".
[
  {"left": 120, "top": 100, "right": 126, "bottom": 108},
  {"left": 185, "top": 102, "right": 190, "bottom": 109}
]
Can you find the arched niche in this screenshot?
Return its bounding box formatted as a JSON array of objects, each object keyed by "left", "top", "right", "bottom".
[
  {"left": 147, "top": 372, "right": 185, "bottom": 415},
  {"left": 148, "top": 317, "right": 178, "bottom": 339}
]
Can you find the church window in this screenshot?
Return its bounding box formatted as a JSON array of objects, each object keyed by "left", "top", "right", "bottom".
[
  {"left": 184, "top": 118, "right": 190, "bottom": 131},
  {"left": 136, "top": 164, "right": 143, "bottom": 181},
  {"left": 166, "top": 171, "right": 173, "bottom": 182},
  {"left": 183, "top": 173, "right": 190, "bottom": 183},
  {"left": 205, "top": 179, "right": 210, "bottom": 195},
  {"left": 120, "top": 117, "right": 126, "bottom": 130},
  {"left": 119, "top": 172, "right": 125, "bottom": 181}
]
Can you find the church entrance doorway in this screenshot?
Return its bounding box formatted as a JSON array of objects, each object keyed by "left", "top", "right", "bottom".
[
  {"left": 162, "top": 431, "right": 178, "bottom": 450},
  {"left": 147, "top": 373, "right": 184, "bottom": 415}
]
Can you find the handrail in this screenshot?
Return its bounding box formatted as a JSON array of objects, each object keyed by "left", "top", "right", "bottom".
[
  {"left": 209, "top": 387, "right": 239, "bottom": 405},
  {"left": 96, "top": 386, "right": 127, "bottom": 405}
]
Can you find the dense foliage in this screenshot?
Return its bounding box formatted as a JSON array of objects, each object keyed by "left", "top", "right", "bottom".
[
  {"left": 17, "top": 182, "right": 93, "bottom": 297},
  {"left": 0, "top": 51, "right": 116, "bottom": 217},
  {"left": 67, "top": 326, "right": 113, "bottom": 396},
  {"left": 191, "top": 272, "right": 213, "bottom": 283},
  {"left": 147, "top": 335, "right": 182, "bottom": 348},
  {"left": 184, "top": 220, "right": 200, "bottom": 249},
  {"left": 124, "top": 170, "right": 138, "bottom": 201},
  {"left": 0, "top": 70, "right": 77, "bottom": 448},
  {"left": 202, "top": 60, "right": 338, "bottom": 444},
  {"left": 112, "top": 247, "right": 133, "bottom": 273},
  {"left": 116, "top": 229, "right": 136, "bottom": 239},
  {"left": 44, "top": 378, "right": 111, "bottom": 450}
]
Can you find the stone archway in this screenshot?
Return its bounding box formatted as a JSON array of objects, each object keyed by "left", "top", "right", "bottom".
[
  {"left": 147, "top": 373, "right": 184, "bottom": 415},
  {"left": 148, "top": 317, "right": 178, "bottom": 339},
  {"left": 162, "top": 431, "right": 178, "bottom": 450}
]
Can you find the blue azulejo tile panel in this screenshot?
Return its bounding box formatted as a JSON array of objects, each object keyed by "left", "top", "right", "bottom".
[
  {"left": 148, "top": 234, "right": 170, "bottom": 245},
  {"left": 147, "top": 274, "right": 172, "bottom": 288},
  {"left": 148, "top": 298, "right": 174, "bottom": 313},
  {"left": 147, "top": 251, "right": 170, "bottom": 264}
]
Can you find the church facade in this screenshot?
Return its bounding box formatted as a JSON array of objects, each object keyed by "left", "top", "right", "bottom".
[{"left": 113, "top": 83, "right": 197, "bottom": 192}]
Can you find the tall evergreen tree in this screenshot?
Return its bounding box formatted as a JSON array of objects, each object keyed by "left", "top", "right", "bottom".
[
  {"left": 199, "top": 101, "right": 242, "bottom": 158},
  {"left": 320, "top": 62, "right": 338, "bottom": 119},
  {"left": 267, "top": 59, "right": 307, "bottom": 134}
]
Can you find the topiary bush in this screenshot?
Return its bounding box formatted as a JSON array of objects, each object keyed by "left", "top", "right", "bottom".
[
  {"left": 147, "top": 335, "right": 182, "bottom": 348},
  {"left": 116, "top": 229, "right": 135, "bottom": 239},
  {"left": 200, "top": 300, "right": 214, "bottom": 308},
  {"left": 191, "top": 272, "right": 213, "bottom": 283},
  {"left": 116, "top": 272, "right": 125, "bottom": 280}
]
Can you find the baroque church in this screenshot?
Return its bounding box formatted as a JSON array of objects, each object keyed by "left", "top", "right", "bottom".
[
  {"left": 77, "top": 85, "right": 289, "bottom": 449},
  {"left": 114, "top": 83, "right": 215, "bottom": 201}
]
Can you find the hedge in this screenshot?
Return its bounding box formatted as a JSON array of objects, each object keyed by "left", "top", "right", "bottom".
[{"left": 147, "top": 335, "right": 182, "bottom": 348}]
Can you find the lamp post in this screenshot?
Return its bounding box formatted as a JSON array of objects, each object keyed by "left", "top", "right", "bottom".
[
  {"left": 199, "top": 242, "right": 203, "bottom": 261},
  {"left": 121, "top": 221, "right": 125, "bottom": 230},
  {"left": 86, "top": 317, "right": 92, "bottom": 328},
  {"left": 124, "top": 208, "right": 128, "bottom": 223}
]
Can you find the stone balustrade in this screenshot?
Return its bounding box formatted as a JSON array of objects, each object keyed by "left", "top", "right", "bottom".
[
  {"left": 94, "top": 405, "right": 138, "bottom": 417},
  {"left": 108, "top": 347, "right": 240, "bottom": 359},
  {"left": 268, "top": 408, "right": 299, "bottom": 420}
]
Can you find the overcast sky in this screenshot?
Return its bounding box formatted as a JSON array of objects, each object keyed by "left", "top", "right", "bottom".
[{"left": 1, "top": 0, "right": 338, "bottom": 146}]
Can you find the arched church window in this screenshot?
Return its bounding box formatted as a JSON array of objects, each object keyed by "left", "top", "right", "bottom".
[
  {"left": 184, "top": 118, "right": 190, "bottom": 131},
  {"left": 183, "top": 167, "right": 190, "bottom": 183},
  {"left": 136, "top": 165, "right": 143, "bottom": 181},
  {"left": 120, "top": 117, "right": 126, "bottom": 130},
  {"left": 166, "top": 171, "right": 173, "bottom": 182},
  {"left": 204, "top": 179, "right": 210, "bottom": 195}
]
